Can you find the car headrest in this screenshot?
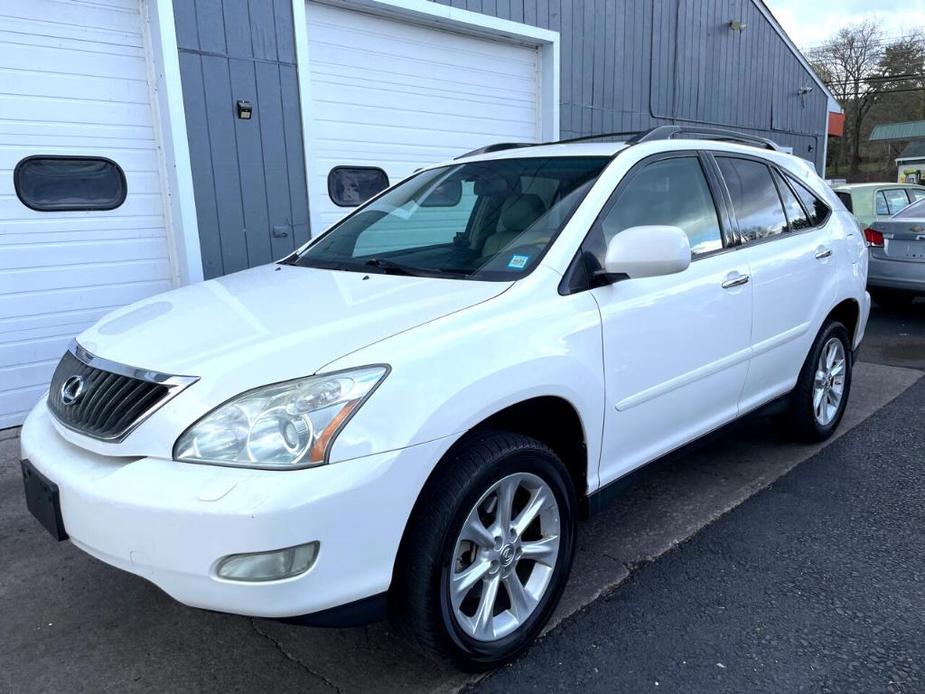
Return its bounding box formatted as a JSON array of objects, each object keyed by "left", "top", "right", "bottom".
[{"left": 500, "top": 194, "right": 546, "bottom": 232}]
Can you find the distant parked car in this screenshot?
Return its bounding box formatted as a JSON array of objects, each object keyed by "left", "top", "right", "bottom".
[
  {"left": 831, "top": 182, "right": 925, "bottom": 228},
  {"left": 864, "top": 197, "right": 925, "bottom": 307}
]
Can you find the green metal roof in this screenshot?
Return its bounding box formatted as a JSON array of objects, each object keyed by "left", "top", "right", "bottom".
[{"left": 869, "top": 121, "right": 925, "bottom": 142}]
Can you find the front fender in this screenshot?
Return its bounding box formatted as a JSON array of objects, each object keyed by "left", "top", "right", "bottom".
[{"left": 324, "top": 269, "right": 606, "bottom": 491}]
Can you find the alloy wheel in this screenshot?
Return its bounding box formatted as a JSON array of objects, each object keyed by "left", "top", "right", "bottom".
[
  {"left": 813, "top": 336, "right": 846, "bottom": 426},
  {"left": 448, "top": 472, "right": 561, "bottom": 642}
]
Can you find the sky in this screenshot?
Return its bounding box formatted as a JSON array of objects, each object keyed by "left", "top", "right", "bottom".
[{"left": 764, "top": 0, "right": 925, "bottom": 50}]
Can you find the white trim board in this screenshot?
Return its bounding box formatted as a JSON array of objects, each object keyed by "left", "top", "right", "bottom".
[
  {"left": 292, "top": 0, "right": 561, "bottom": 237},
  {"left": 142, "top": 0, "right": 203, "bottom": 286}
]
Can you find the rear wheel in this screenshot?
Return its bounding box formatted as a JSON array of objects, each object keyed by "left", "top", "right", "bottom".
[
  {"left": 390, "top": 431, "right": 576, "bottom": 671},
  {"left": 871, "top": 288, "right": 915, "bottom": 309},
  {"left": 781, "top": 320, "right": 852, "bottom": 442}
]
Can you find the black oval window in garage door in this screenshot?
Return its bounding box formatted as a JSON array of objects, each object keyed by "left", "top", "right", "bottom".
[
  {"left": 14, "top": 156, "right": 127, "bottom": 211},
  {"left": 328, "top": 166, "right": 389, "bottom": 207}
]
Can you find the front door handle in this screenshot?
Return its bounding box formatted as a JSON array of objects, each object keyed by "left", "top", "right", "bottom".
[
  {"left": 722, "top": 273, "right": 750, "bottom": 289},
  {"left": 815, "top": 247, "right": 832, "bottom": 259}
]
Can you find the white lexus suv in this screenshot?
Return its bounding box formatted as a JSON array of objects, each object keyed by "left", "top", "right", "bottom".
[{"left": 20, "top": 126, "right": 870, "bottom": 670}]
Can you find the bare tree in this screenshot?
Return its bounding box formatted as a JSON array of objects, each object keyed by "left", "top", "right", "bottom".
[
  {"left": 876, "top": 33, "right": 925, "bottom": 119},
  {"left": 811, "top": 21, "right": 885, "bottom": 176}
]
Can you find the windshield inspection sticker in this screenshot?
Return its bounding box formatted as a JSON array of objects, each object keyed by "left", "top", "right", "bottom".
[{"left": 507, "top": 255, "right": 529, "bottom": 270}]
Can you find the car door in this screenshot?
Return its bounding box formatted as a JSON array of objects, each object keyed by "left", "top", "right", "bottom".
[
  {"left": 586, "top": 152, "right": 753, "bottom": 485},
  {"left": 711, "top": 154, "right": 837, "bottom": 412}
]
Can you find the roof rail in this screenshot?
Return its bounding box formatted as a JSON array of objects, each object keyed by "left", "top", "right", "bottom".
[
  {"left": 455, "top": 131, "right": 644, "bottom": 159},
  {"left": 632, "top": 125, "right": 780, "bottom": 151},
  {"left": 454, "top": 142, "right": 536, "bottom": 159},
  {"left": 553, "top": 130, "right": 643, "bottom": 145},
  {"left": 453, "top": 125, "right": 779, "bottom": 161}
]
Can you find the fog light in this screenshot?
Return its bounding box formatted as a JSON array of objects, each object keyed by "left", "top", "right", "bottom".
[{"left": 216, "top": 542, "right": 319, "bottom": 582}]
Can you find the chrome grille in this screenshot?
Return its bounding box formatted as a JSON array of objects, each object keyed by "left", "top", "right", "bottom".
[{"left": 47, "top": 341, "right": 198, "bottom": 442}]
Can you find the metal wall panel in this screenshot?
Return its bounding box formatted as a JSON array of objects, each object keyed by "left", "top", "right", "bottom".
[
  {"left": 174, "top": 0, "right": 309, "bottom": 279},
  {"left": 430, "top": 0, "right": 828, "bottom": 171},
  {"left": 173, "top": 0, "right": 828, "bottom": 271}
]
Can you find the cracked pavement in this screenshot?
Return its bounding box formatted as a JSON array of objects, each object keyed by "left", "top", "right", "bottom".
[{"left": 1, "top": 305, "right": 922, "bottom": 693}]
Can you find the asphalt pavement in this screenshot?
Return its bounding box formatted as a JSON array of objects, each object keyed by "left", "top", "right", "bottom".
[
  {"left": 0, "top": 302, "right": 922, "bottom": 693},
  {"left": 478, "top": 300, "right": 925, "bottom": 693},
  {"left": 478, "top": 368, "right": 924, "bottom": 694}
]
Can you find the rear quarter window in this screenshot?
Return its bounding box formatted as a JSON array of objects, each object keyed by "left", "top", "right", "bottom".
[
  {"left": 835, "top": 191, "right": 853, "bottom": 213},
  {"left": 785, "top": 175, "right": 830, "bottom": 227}
]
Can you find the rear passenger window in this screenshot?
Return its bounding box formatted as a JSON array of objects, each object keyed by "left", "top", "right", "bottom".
[
  {"left": 774, "top": 172, "right": 810, "bottom": 231},
  {"left": 716, "top": 157, "right": 787, "bottom": 242},
  {"left": 911, "top": 190, "right": 925, "bottom": 202},
  {"left": 600, "top": 157, "right": 723, "bottom": 255},
  {"left": 875, "top": 192, "right": 889, "bottom": 216},
  {"left": 787, "top": 176, "right": 830, "bottom": 227},
  {"left": 879, "top": 189, "right": 911, "bottom": 216}
]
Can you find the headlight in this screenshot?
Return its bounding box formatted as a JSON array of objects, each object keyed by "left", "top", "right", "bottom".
[{"left": 173, "top": 366, "right": 388, "bottom": 468}]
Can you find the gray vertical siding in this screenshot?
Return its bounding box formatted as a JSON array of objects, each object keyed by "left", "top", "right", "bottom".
[
  {"left": 175, "top": 0, "right": 309, "bottom": 279},
  {"left": 431, "top": 0, "right": 827, "bottom": 171},
  {"left": 175, "top": 0, "right": 828, "bottom": 276}
]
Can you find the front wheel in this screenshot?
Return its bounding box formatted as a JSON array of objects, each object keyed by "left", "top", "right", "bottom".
[
  {"left": 389, "top": 431, "right": 576, "bottom": 671},
  {"left": 781, "top": 320, "right": 853, "bottom": 442}
]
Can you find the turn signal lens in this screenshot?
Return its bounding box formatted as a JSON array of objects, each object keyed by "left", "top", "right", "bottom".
[
  {"left": 216, "top": 542, "right": 319, "bottom": 582},
  {"left": 863, "top": 228, "right": 884, "bottom": 247}
]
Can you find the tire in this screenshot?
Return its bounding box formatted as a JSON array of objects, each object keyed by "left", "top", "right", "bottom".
[
  {"left": 781, "top": 320, "right": 853, "bottom": 442},
  {"left": 870, "top": 288, "right": 915, "bottom": 310},
  {"left": 389, "top": 431, "right": 577, "bottom": 671}
]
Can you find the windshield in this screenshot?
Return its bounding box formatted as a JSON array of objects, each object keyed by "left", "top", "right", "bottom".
[{"left": 292, "top": 157, "right": 611, "bottom": 280}]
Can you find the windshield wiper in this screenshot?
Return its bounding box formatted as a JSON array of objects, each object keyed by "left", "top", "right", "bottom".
[{"left": 364, "top": 258, "right": 429, "bottom": 277}]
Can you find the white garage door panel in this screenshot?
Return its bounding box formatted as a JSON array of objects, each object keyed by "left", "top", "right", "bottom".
[
  {"left": 0, "top": 218, "right": 166, "bottom": 240},
  {"left": 0, "top": 0, "right": 172, "bottom": 428},
  {"left": 0, "top": 121, "right": 155, "bottom": 143},
  {"left": 306, "top": 2, "right": 542, "bottom": 231}
]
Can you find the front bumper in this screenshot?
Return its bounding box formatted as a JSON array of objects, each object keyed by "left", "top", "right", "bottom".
[{"left": 20, "top": 402, "right": 449, "bottom": 620}]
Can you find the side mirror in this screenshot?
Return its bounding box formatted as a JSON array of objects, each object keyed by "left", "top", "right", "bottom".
[{"left": 602, "top": 225, "right": 691, "bottom": 281}]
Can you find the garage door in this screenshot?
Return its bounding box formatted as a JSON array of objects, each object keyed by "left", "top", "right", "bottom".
[
  {"left": 0, "top": 0, "right": 172, "bottom": 428},
  {"left": 305, "top": 2, "right": 542, "bottom": 232}
]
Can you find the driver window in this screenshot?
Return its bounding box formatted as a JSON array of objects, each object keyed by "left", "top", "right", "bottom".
[{"left": 600, "top": 157, "right": 723, "bottom": 256}]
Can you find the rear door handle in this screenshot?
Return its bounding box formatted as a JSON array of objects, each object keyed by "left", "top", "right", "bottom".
[
  {"left": 815, "top": 247, "right": 832, "bottom": 259},
  {"left": 722, "top": 273, "right": 750, "bottom": 289}
]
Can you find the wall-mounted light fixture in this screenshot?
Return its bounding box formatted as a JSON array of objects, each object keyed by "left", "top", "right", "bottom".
[
  {"left": 236, "top": 100, "right": 253, "bottom": 120},
  {"left": 728, "top": 19, "right": 747, "bottom": 32},
  {"left": 798, "top": 85, "right": 814, "bottom": 108}
]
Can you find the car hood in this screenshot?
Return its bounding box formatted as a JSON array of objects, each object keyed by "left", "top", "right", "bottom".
[{"left": 77, "top": 264, "right": 510, "bottom": 388}]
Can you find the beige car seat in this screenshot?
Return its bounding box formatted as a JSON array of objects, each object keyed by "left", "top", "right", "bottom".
[{"left": 481, "top": 193, "right": 547, "bottom": 257}]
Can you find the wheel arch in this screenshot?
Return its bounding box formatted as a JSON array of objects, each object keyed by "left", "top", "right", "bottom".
[
  {"left": 389, "top": 395, "right": 590, "bottom": 592},
  {"left": 826, "top": 297, "right": 861, "bottom": 349}
]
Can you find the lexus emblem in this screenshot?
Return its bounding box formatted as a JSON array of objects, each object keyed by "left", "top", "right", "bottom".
[{"left": 60, "top": 375, "right": 85, "bottom": 406}]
